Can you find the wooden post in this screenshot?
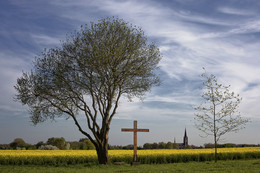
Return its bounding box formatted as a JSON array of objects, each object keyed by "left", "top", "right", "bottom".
[
  {"left": 133, "top": 120, "right": 137, "bottom": 162},
  {"left": 121, "top": 120, "right": 149, "bottom": 163}
]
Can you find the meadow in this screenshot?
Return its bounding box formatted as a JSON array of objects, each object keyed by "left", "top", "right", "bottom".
[
  {"left": 1, "top": 159, "right": 260, "bottom": 173},
  {"left": 0, "top": 147, "right": 260, "bottom": 165}
]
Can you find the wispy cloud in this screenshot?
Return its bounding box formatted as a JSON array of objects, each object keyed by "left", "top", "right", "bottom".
[
  {"left": 31, "top": 34, "right": 61, "bottom": 46},
  {"left": 218, "top": 7, "right": 254, "bottom": 16},
  {"left": 0, "top": 52, "right": 31, "bottom": 115},
  {"left": 229, "top": 20, "right": 260, "bottom": 34},
  {"left": 48, "top": 0, "right": 260, "bottom": 120},
  {"left": 1, "top": 0, "right": 260, "bottom": 145}
]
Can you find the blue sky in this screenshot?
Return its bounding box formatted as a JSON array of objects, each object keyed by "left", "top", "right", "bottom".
[{"left": 0, "top": 0, "right": 260, "bottom": 146}]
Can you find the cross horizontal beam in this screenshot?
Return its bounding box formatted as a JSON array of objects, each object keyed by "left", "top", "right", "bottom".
[{"left": 121, "top": 128, "right": 149, "bottom": 132}]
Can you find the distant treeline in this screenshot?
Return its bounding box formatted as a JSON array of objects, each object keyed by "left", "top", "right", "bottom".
[
  {"left": 204, "top": 143, "right": 260, "bottom": 148},
  {"left": 0, "top": 137, "right": 95, "bottom": 150},
  {"left": 0, "top": 138, "right": 259, "bottom": 150},
  {"left": 109, "top": 142, "right": 191, "bottom": 150}
]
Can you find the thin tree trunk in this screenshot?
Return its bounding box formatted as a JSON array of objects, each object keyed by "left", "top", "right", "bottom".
[
  {"left": 212, "top": 89, "right": 217, "bottom": 163},
  {"left": 214, "top": 114, "right": 217, "bottom": 163},
  {"left": 213, "top": 100, "right": 217, "bottom": 163},
  {"left": 214, "top": 134, "right": 217, "bottom": 163}
]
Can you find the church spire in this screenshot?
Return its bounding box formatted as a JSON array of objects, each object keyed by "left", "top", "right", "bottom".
[{"left": 183, "top": 128, "right": 188, "bottom": 146}]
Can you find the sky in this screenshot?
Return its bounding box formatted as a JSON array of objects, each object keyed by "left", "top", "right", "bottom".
[{"left": 0, "top": 0, "right": 260, "bottom": 147}]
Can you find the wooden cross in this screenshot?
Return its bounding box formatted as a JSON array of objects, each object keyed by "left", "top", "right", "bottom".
[{"left": 121, "top": 120, "right": 149, "bottom": 162}]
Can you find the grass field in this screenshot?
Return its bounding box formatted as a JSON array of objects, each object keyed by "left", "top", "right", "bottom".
[{"left": 0, "top": 159, "right": 260, "bottom": 173}]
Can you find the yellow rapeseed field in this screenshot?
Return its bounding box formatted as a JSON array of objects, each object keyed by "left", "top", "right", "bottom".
[
  {"left": 1, "top": 147, "right": 260, "bottom": 165},
  {"left": 1, "top": 147, "right": 260, "bottom": 157},
  {"left": 138, "top": 147, "right": 260, "bottom": 156}
]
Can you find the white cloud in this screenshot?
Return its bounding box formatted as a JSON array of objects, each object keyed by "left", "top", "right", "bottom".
[
  {"left": 1, "top": 0, "right": 260, "bottom": 145},
  {"left": 200, "top": 19, "right": 260, "bottom": 40},
  {"left": 222, "top": 63, "right": 260, "bottom": 84},
  {"left": 0, "top": 50, "right": 34, "bottom": 115},
  {"left": 0, "top": 53, "right": 29, "bottom": 91},
  {"left": 229, "top": 20, "right": 260, "bottom": 34},
  {"left": 218, "top": 7, "right": 254, "bottom": 16},
  {"left": 49, "top": 0, "right": 260, "bottom": 121},
  {"left": 31, "top": 34, "right": 62, "bottom": 46}
]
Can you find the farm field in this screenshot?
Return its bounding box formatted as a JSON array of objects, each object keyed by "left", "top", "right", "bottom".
[
  {"left": 0, "top": 159, "right": 260, "bottom": 173},
  {"left": 1, "top": 147, "right": 260, "bottom": 165}
]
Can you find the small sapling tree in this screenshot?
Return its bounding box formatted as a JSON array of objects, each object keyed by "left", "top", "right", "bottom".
[{"left": 194, "top": 68, "right": 249, "bottom": 162}]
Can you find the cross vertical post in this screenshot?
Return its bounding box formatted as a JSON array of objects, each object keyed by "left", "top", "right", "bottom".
[
  {"left": 133, "top": 120, "right": 137, "bottom": 162},
  {"left": 121, "top": 120, "right": 149, "bottom": 163}
]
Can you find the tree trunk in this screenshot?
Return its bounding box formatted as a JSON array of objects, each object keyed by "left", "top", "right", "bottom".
[
  {"left": 214, "top": 137, "right": 217, "bottom": 163},
  {"left": 213, "top": 98, "right": 217, "bottom": 163},
  {"left": 95, "top": 130, "right": 109, "bottom": 165},
  {"left": 214, "top": 112, "right": 217, "bottom": 163},
  {"left": 96, "top": 146, "right": 108, "bottom": 164}
]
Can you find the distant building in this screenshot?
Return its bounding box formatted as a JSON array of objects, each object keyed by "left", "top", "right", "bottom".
[
  {"left": 174, "top": 128, "right": 188, "bottom": 148},
  {"left": 183, "top": 128, "right": 188, "bottom": 147}
]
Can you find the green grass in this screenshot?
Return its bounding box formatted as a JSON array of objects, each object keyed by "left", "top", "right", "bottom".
[{"left": 1, "top": 159, "right": 260, "bottom": 173}]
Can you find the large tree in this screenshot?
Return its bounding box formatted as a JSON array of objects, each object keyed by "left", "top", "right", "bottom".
[
  {"left": 15, "top": 17, "right": 161, "bottom": 164},
  {"left": 194, "top": 68, "right": 249, "bottom": 162}
]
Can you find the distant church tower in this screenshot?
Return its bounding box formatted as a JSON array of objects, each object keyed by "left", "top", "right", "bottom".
[{"left": 183, "top": 128, "right": 188, "bottom": 146}]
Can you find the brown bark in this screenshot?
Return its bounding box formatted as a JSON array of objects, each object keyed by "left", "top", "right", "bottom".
[
  {"left": 95, "top": 128, "right": 109, "bottom": 164},
  {"left": 96, "top": 145, "right": 108, "bottom": 164}
]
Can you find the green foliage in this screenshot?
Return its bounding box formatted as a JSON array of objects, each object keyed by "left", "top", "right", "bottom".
[
  {"left": 143, "top": 143, "right": 152, "bottom": 149},
  {"left": 14, "top": 17, "right": 161, "bottom": 164},
  {"left": 172, "top": 143, "right": 179, "bottom": 149},
  {"left": 26, "top": 145, "right": 37, "bottom": 150},
  {"left": 77, "top": 139, "right": 95, "bottom": 150},
  {"left": 122, "top": 145, "right": 133, "bottom": 150},
  {"left": 35, "top": 141, "right": 45, "bottom": 149},
  {"left": 183, "top": 145, "right": 193, "bottom": 149},
  {"left": 47, "top": 137, "right": 67, "bottom": 150},
  {"left": 143, "top": 142, "right": 179, "bottom": 149},
  {"left": 165, "top": 142, "right": 173, "bottom": 149},
  {"left": 85, "top": 140, "right": 95, "bottom": 150},
  {"left": 9, "top": 138, "right": 27, "bottom": 149},
  {"left": 158, "top": 142, "right": 166, "bottom": 149}
]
